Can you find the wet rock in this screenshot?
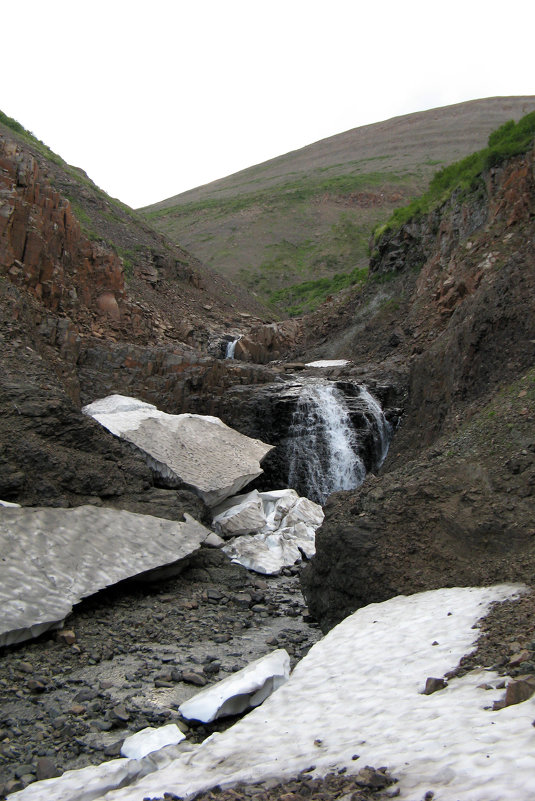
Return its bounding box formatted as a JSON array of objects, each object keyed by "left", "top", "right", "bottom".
[
  {"left": 181, "top": 672, "right": 208, "bottom": 687},
  {"left": 35, "top": 757, "right": 60, "bottom": 781},
  {"left": 505, "top": 677, "right": 535, "bottom": 706},
  {"left": 422, "top": 677, "right": 447, "bottom": 695}
]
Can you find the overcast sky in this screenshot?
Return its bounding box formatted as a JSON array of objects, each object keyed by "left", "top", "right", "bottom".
[{"left": 2, "top": 1, "right": 534, "bottom": 209}]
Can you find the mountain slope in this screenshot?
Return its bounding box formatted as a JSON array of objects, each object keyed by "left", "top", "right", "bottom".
[
  {"left": 0, "top": 111, "right": 272, "bottom": 345},
  {"left": 141, "top": 96, "right": 535, "bottom": 313},
  {"left": 300, "top": 122, "right": 535, "bottom": 630}
]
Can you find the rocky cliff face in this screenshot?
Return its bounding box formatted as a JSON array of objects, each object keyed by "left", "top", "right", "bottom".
[
  {"left": 301, "top": 146, "right": 535, "bottom": 630},
  {"left": 0, "top": 135, "right": 150, "bottom": 341},
  {"left": 0, "top": 129, "right": 279, "bottom": 510}
]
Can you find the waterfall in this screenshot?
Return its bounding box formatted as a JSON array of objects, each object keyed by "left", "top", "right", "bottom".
[
  {"left": 225, "top": 338, "right": 240, "bottom": 359},
  {"left": 359, "top": 386, "right": 392, "bottom": 469},
  {"left": 286, "top": 382, "right": 391, "bottom": 505}
]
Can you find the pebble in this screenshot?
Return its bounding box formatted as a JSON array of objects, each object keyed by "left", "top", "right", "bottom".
[
  {"left": 35, "top": 756, "right": 59, "bottom": 780},
  {"left": 181, "top": 672, "right": 208, "bottom": 686}
]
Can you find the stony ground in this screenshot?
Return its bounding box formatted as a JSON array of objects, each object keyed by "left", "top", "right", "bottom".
[
  {"left": 2, "top": 550, "right": 535, "bottom": 800},
  {"left": 0, "top": 549, "right": 321, "bottom": 797}
]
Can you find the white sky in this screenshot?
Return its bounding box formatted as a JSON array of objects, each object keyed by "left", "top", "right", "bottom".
[{"left": 2, "top": 0, "right": 534, "bottom": 209}]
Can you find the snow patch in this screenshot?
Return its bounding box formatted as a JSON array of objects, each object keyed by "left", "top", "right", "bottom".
[
  {"left": 121, "top": 725, "right": 186, "bottom": 759},
  {"left": 11, "top": 585, "right": 532, "bottom": 801},
  {"left": 179, "top": 650, "right": 290, "bottom": 723},
  {"left": 305, "top": 359, "right": 350, "bottom": 367}
]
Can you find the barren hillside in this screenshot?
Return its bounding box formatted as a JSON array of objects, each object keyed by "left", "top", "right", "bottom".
[{"left": 142, "top": 96, "right": 535, "bottom": 313}]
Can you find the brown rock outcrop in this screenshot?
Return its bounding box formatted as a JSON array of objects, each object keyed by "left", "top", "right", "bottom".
[
  {"left": 232, "top": 320, "right": 302, "bottom": 363},
  {"left": 0, "top": 136, "right": 134, "bottom": 334}
]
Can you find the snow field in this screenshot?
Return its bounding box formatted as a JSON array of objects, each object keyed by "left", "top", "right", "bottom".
[{"left": 11, "top": 584, "right": 535, "bottom": 801}]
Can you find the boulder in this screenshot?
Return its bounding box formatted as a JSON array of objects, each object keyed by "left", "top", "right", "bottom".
[
  {"left": 0, "top": 505, "right": 211, "bottom": 646},
  {"left": 179, "top": 649, "right": 290, "bottom": 723},
  {"left": 301, "top": 444, "right": 535, "bottom": 633},
  {"left": 83, "top": 395, "right": 273, "bottom": 506}
]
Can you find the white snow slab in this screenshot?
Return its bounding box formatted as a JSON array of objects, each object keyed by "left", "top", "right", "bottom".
[
  {"left": 280, "top": 496, "right": 324, "bottom": 529},
  {"left": 218, "top": 490, "right": 323, "bottom": 574},
  {"left": 0, "top": 500, "right": 21, "bottom": 507},
  {"left": 260, "top": 489, "right": 300, "bottom": 531},
  {"left": 179, "top": 649, "right": 291, "bottom": 723},
  {"left": 305, "top": 359, "right": 350, "bottom": 367},
  {"left": 212, "top": 490, "right": 267, "bottom": 538},
  {"left": 11, "top": 584, "right": 534, "bottom": 801},
  {"left": 83, "top": 395, "right": 273, "bottom": 507},
  {"left": 223, "top": 523, "right": 316, "bottom": 574},
  {"left": 121, "top": 725, "right": 186, "bottom": 759},
  {"left": 0, "top": 506, "right": 211, "bottom": 647}
]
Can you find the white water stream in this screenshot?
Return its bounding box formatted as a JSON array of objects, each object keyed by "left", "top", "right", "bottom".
[
  {"left": 225, "top": 338, "right": 240, "bottom": 359},
  {"left": 287, "top": 382, "right": 391, "bottom": 504}
]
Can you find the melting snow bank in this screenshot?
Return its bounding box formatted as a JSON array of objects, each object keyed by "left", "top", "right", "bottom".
[
  {"left": 213, "top": 489, "right": 324, "bottom": 574},
  {"left": 83, "top": 395, "right": 273, "bottom": 507},
  {"left": 12, "top": 584, "right": 535, "bottom": 801},
  {"left": 0, "top": 506, "right": 211, "bottom": 647},
  {"left": 305, "top": 359, "right": 350, "bottom": 367},
  {"left": 179, "top": 650, "right": 290, "bottom": 723}
]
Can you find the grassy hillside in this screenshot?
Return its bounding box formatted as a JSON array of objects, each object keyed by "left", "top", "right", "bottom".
[
  {"left": 141, "top": 97, "right": 535, "bottom": 315},
  {"left": 374, "top": 110, "right": 535, "bottom": 240}
]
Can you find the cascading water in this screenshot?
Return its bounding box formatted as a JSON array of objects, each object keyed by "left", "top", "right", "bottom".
[
  {"left": 286, "top": 382, "right": 392, "bottom": 504},
  {"left": 359, "top": 386, "right": 392, "bottom": 469},
  {"left": 225, "top": 338, "right": 240, "bottom": 359}
]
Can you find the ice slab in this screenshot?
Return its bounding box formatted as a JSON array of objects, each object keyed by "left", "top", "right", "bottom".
[
  {"left": 218, "top": 490, "right": 323, "bottom": 574},
  {"left": 259, "top": 488, "right": 299, "bottom": 531},
  {"left": 83, "top": 395, "right": 273, "bottom": 507},
  {"left": 280, "top": 496, "right": 324, "bottom": 529},
  {"left": 212, "top": 490, "right": 266, "bottom": 538},
  {"left": 13, "top": 585, "right": 532, "bottom": 801},
  {"left": 222, "top": 523, "right": 316, "bottom": 574},
  {"left": 121, "top": 725, "right": 186, "bottom": 759},
  {"left": 0, "top": 506, "right": 211, "bottom": 646},
  {"left": 179, "top": 649, "right": 290, "bottom": 723},
  {"left": 305, "top": 360, "right": 350, "bottom": 367}
]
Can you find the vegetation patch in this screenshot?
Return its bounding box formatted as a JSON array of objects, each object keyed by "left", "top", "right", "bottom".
[
  {"left": 0, "top": 109, "right": 65, "bottom": 166},
  {"left": 374, "top": 112, "right": 535, "bottom": 239},
  {"left": 145, "top": 171, "right": 411, "bottom": 221},
  {"left": 268, "top": 265, "right": 368, "bottom": 316}
]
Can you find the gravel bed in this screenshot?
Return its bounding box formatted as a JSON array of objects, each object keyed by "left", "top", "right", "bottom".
[{"left": 0, "top": 549, "right": 321, "bottom": 797}]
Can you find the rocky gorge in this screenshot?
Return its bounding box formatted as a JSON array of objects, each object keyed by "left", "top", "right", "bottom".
[{"left": 1, "top": 108, "right": 535, "bottom": 800}]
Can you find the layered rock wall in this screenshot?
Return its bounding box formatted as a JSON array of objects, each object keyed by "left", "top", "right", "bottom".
[{"left": 0, "top": 136, "right": 149, "bottom": 339}]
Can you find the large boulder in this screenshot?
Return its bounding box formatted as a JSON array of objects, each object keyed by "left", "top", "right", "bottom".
[
  {"left": 83, "top": 395, "right": 273, "bottom": 507},
  {"left": 0, "top": 505, "right": 212, "bottom": 646}
]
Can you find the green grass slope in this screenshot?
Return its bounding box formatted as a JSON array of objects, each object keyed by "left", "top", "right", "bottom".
[{"left": 141, "top": 97, "right": 535, "bottom": 315}]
